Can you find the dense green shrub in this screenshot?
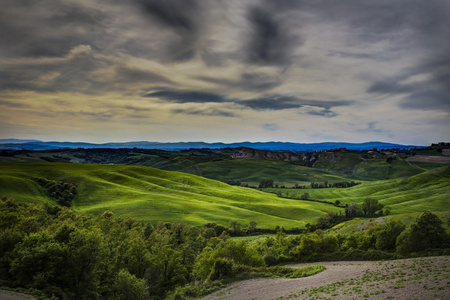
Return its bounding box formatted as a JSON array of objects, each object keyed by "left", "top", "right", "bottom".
[
  {"left": 1, "top": 197, "right": 448, "bottom": 300},
  {"left": 396, "top": 211, "right": 446, "bottom": 254}
]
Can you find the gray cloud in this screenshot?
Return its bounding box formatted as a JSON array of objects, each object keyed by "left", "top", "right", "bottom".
[
  {"left": 0, "top": 100, "right": 26, "bottom": 108},
  {"left": 143, "top": 89, "right": 228, "bottom": 103},
  {"left": 262, "top": 123, "right": 279, "bottom": 131},
  {"left": 245, "top": 6, "right": 297, "bottom": 66},
  {"left": 172, "top": 108, "right": 235, "bottom": 117},
  {"left": 366, "top": 121, "right": 392, "bottom": 136},
  {"left": 368, "top": 62, "right": 450, "bottom": 111},
  {"left": 0, "top": 46, "right": 108, "bottom": 94},
  {"left": 241, "top": 96, "right": 352, "bottom": 111},
  {"left": 306, "top": 109, "right": 338, "bottom": 118},
  {"left": 144, "top": 88, "right": 352, "bottom": 112},
  {"left": 136, "top": 0, "right": 199, "bottom": 33},
  {"left": 0, "top": 46, "right": 171, "bottom": 94},
  {"left": 196, "top": 72, "right": 282, "bottom": 92},
  {"left": 240, "top": 96, "right": 300, "bottom": 110},
  {"left": 0, "top": 0, "right": 106, "bottom": 59},
  {"left": 114, "top": 66, "right": 172, "bottom": 84},
  {"left": 135, "top": 0, "right": 204, "bottom": 61},
  {"left": 1, "top": 0, "right": 449, "bottom": 144}
]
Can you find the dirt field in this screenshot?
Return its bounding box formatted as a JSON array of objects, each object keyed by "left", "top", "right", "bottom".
[
  {"left": 202, "top": 256, "right": 450, "bottom": 300},
  {"left": 0, "top": 290, "right": 37, "bottom": 300},
  {"left": 407, "top": 155, "right": 450, "bottom": 164}
]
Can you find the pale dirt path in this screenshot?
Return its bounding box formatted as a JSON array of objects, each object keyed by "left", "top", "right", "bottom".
[
  {"left": 0, "top": 290, "right": 37, "bottom": 300},
  {"left": 202, "top": 256, "right": 450, "bottom": 300}
]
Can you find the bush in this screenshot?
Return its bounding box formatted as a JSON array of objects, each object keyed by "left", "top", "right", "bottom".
[
  {"left": 396, "top": 211, "right": 446, "bottom": 254},
  {"left": 264, "top": 255, "right": 277, "bottom": 266},
  {"left": 209, "top": 258, "right": 234, "bottom": 280},
  {"left": 112, "top": 269, "right": 149, "bottom": 300}
]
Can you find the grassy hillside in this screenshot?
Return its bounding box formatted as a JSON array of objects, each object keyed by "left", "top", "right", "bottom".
[
  {"left": 0, "top": 162, "right": 341, "bottom": 229},
  {"left": 3, "top": 148, "right": 445, "bottom": 186},
  {"left": 310, "top": 151, "right": 441, "bottom": 180},
  {"left": 179, "top": 158, "right": 354, "bottom": 186},
  {"left": 266, "top": 166, "right": 450, "bottom": 216}
]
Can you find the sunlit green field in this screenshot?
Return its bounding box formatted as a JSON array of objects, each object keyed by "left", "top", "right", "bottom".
[
  {"left": 265, "top": 166, "right": 450, "bottom": 215},
  {"left": 0, "top": 162, "right": 342, "bottom": 229},
  {"left": 180, "top": 158, "right": 353, "bottom": 186}
]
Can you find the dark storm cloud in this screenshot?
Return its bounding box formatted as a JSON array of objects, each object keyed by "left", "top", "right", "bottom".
[
  {"left": 143, "top": 89, "right": 228, "bottom": 103},
  {"left": 144, "top": 88, "right": 352, "bottom": 112},
  {"left": 0, "top": 46, "right": 171, "bottom": 94},
  {"left": 306, "top": 109, "right": 338, "bottom": 118},
  {"left": 241, "top": 96, "right": 300, "bottom": 110},
  {"left": 0, "top": 46, "right": 105, "bottom": 93},
  {"left": 0, "top": 0, "right": 106, "bottom": 58},
  {"left": 136, "top": 0, "right": 199, "bottom": 33},
  {"left": 135, "top": 0, "right": 204, "bottom": 62},
  {"left": 172, "top": 108, "right": 235, "bottom": 117},
  {"left": 245, "top": 6, "right": 297, "bottom": 66},
  {"left": 368, "top": 58, "right": 450, "bottom": 111},
  {"left": 347, "top": 0, "right": 450, "bottom": 112},
  {"left": 401, "top": 59, "right": 450, "bottom": 111},
  {"left": 240, "top": 96, "right": 351, "bottom": 111}
]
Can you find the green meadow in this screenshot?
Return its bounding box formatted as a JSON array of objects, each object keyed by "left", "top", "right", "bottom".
[
  {"left": 266, "top": 165, "right": 450, "bottom": 215},
  {"left": 0, "top": 162, "right": 341, "bottom": 229},
  {"left": 179, "top": 158, "right": 354, "bottom": 186},
  {"left": 3, "top": 148, "right": 442, "bottom": 186}
]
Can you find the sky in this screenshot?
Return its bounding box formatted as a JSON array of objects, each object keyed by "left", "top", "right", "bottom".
[{"left": 1, "top": 0, "right": 449, "bottom": 145}]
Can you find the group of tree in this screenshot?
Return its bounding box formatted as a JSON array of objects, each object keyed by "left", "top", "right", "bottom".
[
  {"left": 258, "top": 179, "right": 274, "bottom": 188},
  {"left": 32, "top": 177, "right": 77, "bottom": 207},
  {"left": 257, "top": 179, "right": 361, "bottom": 190},
  {"left": 0, "top": 197, "right": 448, "bottom": 300},
  {"left": 310, "top": 181, "right": 361, "bottom": 189}
]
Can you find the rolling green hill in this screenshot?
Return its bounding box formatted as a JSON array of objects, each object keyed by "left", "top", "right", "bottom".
[
  {"left": 0, "top": 162, "right": 341, "bottom": 229},
  {"left": 265, "top": 166, "right": 450, "bottom": 216},
  {"left": 178, "top": 158, "right": 355, "bottom": 186},
  {"left": 2, "top": 148, "right": 446, "bottom": 187}
]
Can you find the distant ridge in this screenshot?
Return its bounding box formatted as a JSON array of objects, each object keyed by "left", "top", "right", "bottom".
[{"left": 0, "top": 139, "right": 422, "bottom": 151}]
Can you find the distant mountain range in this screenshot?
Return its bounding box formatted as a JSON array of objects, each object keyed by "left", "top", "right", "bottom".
[{"left": 0, "top": 139, "right": 423, "bottom": 152}]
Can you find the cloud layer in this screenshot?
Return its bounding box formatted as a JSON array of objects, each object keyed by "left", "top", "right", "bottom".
[{"left": 0, "top": 0, "right": 449, "bottom": 144}]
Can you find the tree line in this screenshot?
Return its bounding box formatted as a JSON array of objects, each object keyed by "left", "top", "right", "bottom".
[{"left": 257, "top": 179, "right": 361, "bottom": 189}]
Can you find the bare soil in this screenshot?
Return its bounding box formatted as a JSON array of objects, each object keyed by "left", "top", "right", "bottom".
[
  {"left": 202, "top": 256, "right": 450, "bottom": 300},
  {"left": 0, "top": 290, "right": 37, "bottom": 300},
  {"left": 407, "top": 155, "right": 450, "bottom": 164}
]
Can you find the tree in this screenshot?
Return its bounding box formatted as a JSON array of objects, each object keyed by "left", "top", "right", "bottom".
[
  {"left": 112, "top": 269, "right": 149, "bottom": 300},
  {"left": 375, "top": 219, "right": 405, "bottom": 251},
  {"left": 209, "top": 258, "right": 234, "bottom": 280},
  {"left": 258, "top": 179, "right": 274, "bottom": 188},
  {"left": 396, "top": 211, "right": 446, "bottom": 254},
  {"left": 230, "top": 220, "right": 242, "bottom": 235},
  {"left": 345, "top": 203, "right": 361, "bottom": 218},
  {"left": 10, "top": 231, "right": 64, "bottom": 291},
  {"left": 65, "top": 228, "right": 109, "bottom": 298},
  {"left": 248, "top": 221, "right": 257, "bottom": 233},
  {"left": 361, "top": 198, "right": 384, "bottom": 216}
]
